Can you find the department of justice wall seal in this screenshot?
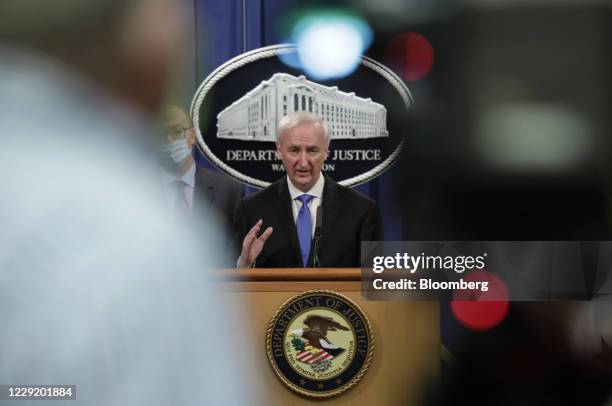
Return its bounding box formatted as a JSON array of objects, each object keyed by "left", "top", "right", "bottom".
[
  {"left": 191, "top": 44, "right": 413, "bottom": 188},
  {"left": 265, "top": 290, "right": 374, "bottom": 398}
]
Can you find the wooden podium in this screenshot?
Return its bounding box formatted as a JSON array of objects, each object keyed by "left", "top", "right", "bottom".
[{"left": 218, "top": 268, "right": 440, "bottom": 405}]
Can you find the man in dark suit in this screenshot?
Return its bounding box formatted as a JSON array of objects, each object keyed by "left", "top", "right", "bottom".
[
  {"left": 158, "top": 105, "right": 244, "bottom": 261},
  {"left": 194, "top": 165, "right": 244, "bottom": 237},
  {"left": 236, "top": 112, "right": 381, "bottom": 268}
]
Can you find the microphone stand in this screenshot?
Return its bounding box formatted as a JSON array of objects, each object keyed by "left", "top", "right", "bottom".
[
  {"left": 312, "top": 205, "right": 323, "bottom": 268},
  {"left": 313, "top": 228, "right": 322, "bottom": 268}
]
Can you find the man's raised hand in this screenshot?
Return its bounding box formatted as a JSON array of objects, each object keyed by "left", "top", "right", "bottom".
[{"left": 237, "top": 219, "right": 273, "bottom": 268}]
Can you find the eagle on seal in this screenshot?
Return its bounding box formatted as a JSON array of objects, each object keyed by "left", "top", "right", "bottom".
[{"left": 291, "top": 315, "right": 350, "bottom": 357}]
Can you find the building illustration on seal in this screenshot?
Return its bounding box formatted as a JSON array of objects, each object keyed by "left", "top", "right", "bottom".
[{"left": 216, "top": 73, "right": 388, "bottom": 142}]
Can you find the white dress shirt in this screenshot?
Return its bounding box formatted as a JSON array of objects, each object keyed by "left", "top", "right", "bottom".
[
  {"left": 286, "top": 173, "right": 325, "bottom": 237},
  {"left": 160, "top": 162, "right": 196, "bottom": 214}
]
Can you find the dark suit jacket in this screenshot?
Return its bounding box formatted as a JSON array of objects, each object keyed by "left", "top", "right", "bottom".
[
  {"left": 193, "top": 166, "right": 244, "bottom": 265},
  {"left": 235, "top": 175, "right": 382, "bottom": 268}
]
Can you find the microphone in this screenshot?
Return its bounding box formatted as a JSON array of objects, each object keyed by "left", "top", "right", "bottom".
[{"left": 313, "top": 205, "right": 323, "bottom": 268}]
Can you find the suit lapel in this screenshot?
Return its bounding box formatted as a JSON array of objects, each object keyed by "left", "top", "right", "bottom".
[
  {"left": 273, "top": 179, "right": 301, "bottom": 262},
  {"left": 316, "top": 175, "right": 342, "bottom": 262}
]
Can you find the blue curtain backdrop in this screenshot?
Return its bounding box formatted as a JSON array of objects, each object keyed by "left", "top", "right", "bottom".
[{"left": 192, "top": 0, "right": 403, "bottom": 240}]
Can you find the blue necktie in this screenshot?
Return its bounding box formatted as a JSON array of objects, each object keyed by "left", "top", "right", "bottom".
[{"left": 296, "top": 194, "right": 314, "bottom": 267}]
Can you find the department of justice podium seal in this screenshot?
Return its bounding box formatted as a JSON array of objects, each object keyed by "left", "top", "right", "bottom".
[{"left": 265, "top": 290, "right": 374, "bottom": 398}]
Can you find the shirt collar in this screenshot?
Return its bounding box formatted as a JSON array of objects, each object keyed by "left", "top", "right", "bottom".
[
  {"left": 160, "top": 161, "right": 196, "bottom": 187},
  {"left": 287, "top": 172, "right": 325, "bottom": 200}
]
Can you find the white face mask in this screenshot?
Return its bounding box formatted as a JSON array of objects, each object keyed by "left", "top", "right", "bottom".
[{"left": 158, "top": 138, "right": 192, "bottom": 167}]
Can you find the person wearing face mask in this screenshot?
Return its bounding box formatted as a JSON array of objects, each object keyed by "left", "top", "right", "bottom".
[
  {"left": 235, "top": 112, "right": 382, "bottom": 268},
  {"left": 158, "top": 105, "right": 244, "bottom": 264}
]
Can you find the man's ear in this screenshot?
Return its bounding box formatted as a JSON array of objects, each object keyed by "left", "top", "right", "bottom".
[
  {"left": 276, "top": 143, "right": 282, "bottom": 158},
  {"left": 187, "top": 128, "right": 196, "bottom": 147}
]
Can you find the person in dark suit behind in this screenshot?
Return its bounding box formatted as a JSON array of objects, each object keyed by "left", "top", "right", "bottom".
[
  {"left": 236, "top": 112, "right": 382, "bottom": 268},
  {"left": 158, "top": 105, "right": 244, "bottom": 263}
]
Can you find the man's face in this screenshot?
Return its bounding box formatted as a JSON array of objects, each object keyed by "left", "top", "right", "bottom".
[
  {"left": 277, "top": 121, "right": 329, "bottom": 192},
  {"left": 161, "top": 106, "right": 195, "bottom": 148}
]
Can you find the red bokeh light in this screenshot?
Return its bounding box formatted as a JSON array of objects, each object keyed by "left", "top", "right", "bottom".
[
  {"left": 385, "top": 32, "right": 435, "bottom": 81},
  {"left": 450, "top": 270, "right": 510, "bottom": 331}
]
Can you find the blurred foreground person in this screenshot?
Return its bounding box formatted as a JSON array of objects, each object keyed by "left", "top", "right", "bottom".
[{"left": 0, "top": 1, "right": 254, "bottom": 405}]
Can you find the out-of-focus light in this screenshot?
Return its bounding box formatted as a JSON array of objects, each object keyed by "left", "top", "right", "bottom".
[
  {"left": 475, "top": 103, "right": 592, "bottom": 171},
  {"left": 451, "top": 271, "right": 510, "bottom": 331},
  {"left": 385, "top": 32, "right": 435, "bottom": 81},
  {"left": 277, "top": 42, "right": 303, "bottom": 69},
  {"left": 291, "top": 12, "right": 373, "bottom": 80}
]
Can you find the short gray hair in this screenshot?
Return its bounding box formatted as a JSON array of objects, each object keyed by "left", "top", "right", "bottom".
[{"left": 277, "top": 112, "right": 330, "bottom": 144}]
